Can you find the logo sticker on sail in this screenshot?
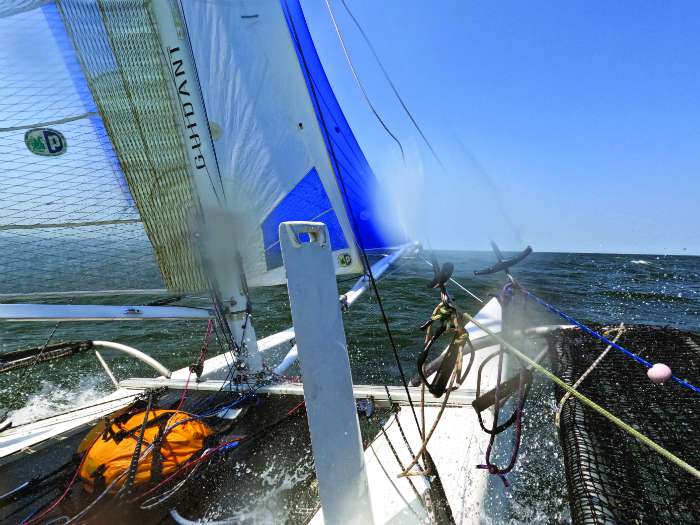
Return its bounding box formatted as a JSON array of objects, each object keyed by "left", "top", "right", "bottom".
[
  {"left": 337, "top": 253, "right": 352, "bottom": 267},
  {"left": 24, "top": 128, "right": 67, "bottom": 156}
]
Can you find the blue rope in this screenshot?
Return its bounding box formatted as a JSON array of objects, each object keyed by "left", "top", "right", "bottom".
[
  {"left": 520, "top": 288, "right": 700, "bottom": 395},
  {"left": 218, "top": 440, "right": 241, "bottom": 452}
]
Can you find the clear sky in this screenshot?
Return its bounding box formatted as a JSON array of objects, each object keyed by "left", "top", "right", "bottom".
[{"left": 301, "top": 1, "right": 700, "bottom": 255}]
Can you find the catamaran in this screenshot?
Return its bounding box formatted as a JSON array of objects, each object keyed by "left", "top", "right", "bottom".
[{"left": 1, "top": 1, "right": 698, "bottom": 524}]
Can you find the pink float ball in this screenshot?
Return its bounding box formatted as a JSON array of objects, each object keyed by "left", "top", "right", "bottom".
[{"left": 647, "top": 363, "right": 672, "bottom": 384}]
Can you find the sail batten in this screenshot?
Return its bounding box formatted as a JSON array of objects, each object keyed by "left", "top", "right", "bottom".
[{"left": 0, "top": 218, "right": 141, "bottom": 231}]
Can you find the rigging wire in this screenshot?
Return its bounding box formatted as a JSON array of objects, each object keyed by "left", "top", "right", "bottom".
[
  {"left": 336, "top": 0, "right": 445, "bottom": 170},
  {"left": 324, "top": 0, "right": 405, "bottom": 163},
  {"left": 459, "top": 301, "right": 700, "bottom": 481},
  {"left": 138, "top": 400, "right": 308, "bottom": 510},
  {"left": 522, "top": 288, "right": 700, "bottom": 396},
  {"left": 419, "top": 254, "right": 484, "bottom": 303},
  {"left": 324, "top": 0, "right": 454, "bottom": 270},
  {"left": 309, "top": 16, "right": 474, "bottom": 508},
  {"left": 330, "top": 1, "right": 525, "bottom": 246},
  {"left": 1, "top": 301, "right": 68, "bottom": 423},
  {"left": 20, "top": 464, "right": 82, "bottom": 525},
  {"left": 555, "top": 323, "right": 625, "bottom": 428},
  {"left": 438, "top": 268, "right": 700, "bottom": 480},
  {"left": 283, "top": 2, "right": 424, "bottom": 439}
]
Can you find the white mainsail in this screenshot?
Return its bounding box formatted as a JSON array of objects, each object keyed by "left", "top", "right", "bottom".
[
  {"left": 1, "top": 0, "right": 405, "bottom": 298},
  {"left": 181, "top": 0, "right": 406, "bottom": 286}
]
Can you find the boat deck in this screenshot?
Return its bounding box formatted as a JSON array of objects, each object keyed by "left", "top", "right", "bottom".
[{"left": 311, "top": 297, "right": 508, "bottom": 524}]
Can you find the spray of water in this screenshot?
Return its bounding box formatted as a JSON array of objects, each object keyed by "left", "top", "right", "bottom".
[{"left": 7, "top": 375, "right": 109, "bottom": 426}]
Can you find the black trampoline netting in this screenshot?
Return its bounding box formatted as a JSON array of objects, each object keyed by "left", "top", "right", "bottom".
[{"left": 549, "top": 325, "right": 700, "bottom": 524}]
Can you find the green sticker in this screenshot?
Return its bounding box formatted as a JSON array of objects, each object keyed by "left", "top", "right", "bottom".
[{"left": 25, "top": 128, "right": 67, "bottom": 156}]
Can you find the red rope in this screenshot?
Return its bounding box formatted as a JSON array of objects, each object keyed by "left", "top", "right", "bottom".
[
  {"left": 23, "top": 441, "right": 95, "bottom": 525},
  {"left": 23, "top": 466, "right": 81, "bottom": 524},
  {"left": 139, "top": 399, "right": 308, "bottom": 501},
  {"left": 176, "top": 320, "right": 214, "bottom": 411},
  {"left": 175, "top": 369, "right": 192, "bottom": 412},
  {"left": 287, "top": 400, "right": 305, "bottom": 416},
  {"left": 138, "top": 436, "right": 243, "bottom": 499}
]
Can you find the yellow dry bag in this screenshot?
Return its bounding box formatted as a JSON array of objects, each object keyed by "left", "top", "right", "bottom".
[{"left": 79, "top": 409, "right": 213, "bottom": 493}]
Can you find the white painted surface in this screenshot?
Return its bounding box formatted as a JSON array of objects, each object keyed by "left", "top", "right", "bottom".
[
  {"left": 92, "top": 340, "right": 171, "bottom": 378},
  {"left": 119, "top": 378, "right": 475, "bottom": 409},
  {"left": 170, "top": 327, "right": 296, "bottom": 380},
  {"left": 0, "top": 303, "right": 211, "bottom": 321},
  {"left": 274, "top": 243, "right": 418, "bottom": 376},
  {"left": 272, "top": 343, "right": 298, "bottom": 376},
  {"left": 0, "top": 389, "right": 141, "bottom": 462},
  {"left": 0, "top": 323, "right": 298, "bottom": 461},
  {"left": 342, "top": 243, "right": 419, "bottom": 308},
  {"left": 281, "top": 222, "right": 374, "bottom": 525},
  {"left": 311, "top": 297, "right": 503, "bottom": 525}
]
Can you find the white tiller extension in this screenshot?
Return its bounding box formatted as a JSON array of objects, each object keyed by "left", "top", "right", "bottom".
[{"left": 280, "top": 221, "right": 374, "bottom": 525}]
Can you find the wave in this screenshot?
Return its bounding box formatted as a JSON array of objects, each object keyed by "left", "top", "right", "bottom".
[
  {"left": 601, "top": 290, "right": 693, "bottom": 304},
  {"left": 7, "top": 376, "right": 108, "bottom": 425},
  {"left": 630, "top": 259, "right": 651, "bottom": 265}
]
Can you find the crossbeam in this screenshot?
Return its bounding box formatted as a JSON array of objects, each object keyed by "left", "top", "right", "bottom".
[
  {"left": 0, "top": 303, "right": 211, "bottom": 321},
  {"left": 118, "top": 377, "right": 476, "bottom": 407}
]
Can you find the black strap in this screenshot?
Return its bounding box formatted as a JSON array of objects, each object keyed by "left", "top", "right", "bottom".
[
  {"left": 90, "top": 464, "right": 107, "bottom": 494},
  {"left": 472, "top": 368, "right": 533, "bottom": 414},
  {"left": 474, "top": 351, "right": 532, "bottom": 435},
  {"left": 149, "top": 418, "right": 170, "bottom": 483},
  {"left": 111, "top": 412, "right": 171, "bottom": 444}
]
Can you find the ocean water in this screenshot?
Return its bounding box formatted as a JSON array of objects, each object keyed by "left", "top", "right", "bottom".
[{"left": 1, "top": 250, "right": 698, "bottom": 523}]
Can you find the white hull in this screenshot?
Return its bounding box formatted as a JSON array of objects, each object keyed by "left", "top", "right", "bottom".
[
  {"left": 0, "top": 282, "right": 525, "bottom": 524},
  {"left": 311, "top": 298, "right": 506, "bottom": 524}
]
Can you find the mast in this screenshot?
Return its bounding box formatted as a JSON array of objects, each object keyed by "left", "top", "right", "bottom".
[{"left": 150, "top": 0, "right": 262, "bottom": 373}]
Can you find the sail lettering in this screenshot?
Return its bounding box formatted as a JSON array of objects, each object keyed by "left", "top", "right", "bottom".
[
  {"left": 189, "top": 132, "right": 201, "bottom": 150},
  {"left": 177, "top": 79, "right": 190, "bottom": 97},
  {"left": 167, "top": 46, "right": 205, "bottom": 171},
  {"left": 172, "top": 57, "right": 186, "bottom": 77}
]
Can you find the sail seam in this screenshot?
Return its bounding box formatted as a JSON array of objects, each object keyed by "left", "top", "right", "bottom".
[
  {"left": 0, "top": 111, "right": 99, "bottom": 132},
  {"left": 0, "top": 219, "right": 141, "bottom": 231}
]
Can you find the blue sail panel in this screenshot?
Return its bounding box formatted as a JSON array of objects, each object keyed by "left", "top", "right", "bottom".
[
  {"left": 281, "top": 0, "right": 405, "bottom": 251},
  {"left": 262, "top": 168, "right": 348, "bottom": 270},
  {"left": 180, "top": 0, "right": 366, "bottom": 285}
]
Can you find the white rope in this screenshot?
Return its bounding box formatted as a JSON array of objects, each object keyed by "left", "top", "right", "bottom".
[
  {"left": 555, "top": 323, "right": 625, "bottom": 428},
  {"left": 460, "top": 309, "right": 700, "bottom": 480},
  {"left": 419, "top": 255, "right": 484, "bottom": 303}
]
